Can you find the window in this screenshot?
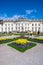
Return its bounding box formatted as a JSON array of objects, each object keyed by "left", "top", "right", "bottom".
[
  {"left": 25, "top": 27, "right": 27, "bottom": 31},
  {"left": 28, "top": 24, "right": 29, "bottom": 26},
  {"left": 18, "top": 27, "right": 20, "bottom": 31},
  {"left": 25, "top": 27, "right": 26, "bottom": 29},
  {"left": 18, "top": 23, "right": 20, "bottom": 26},
  {"left": 18, "top": 27, "right": 20, "bottom": 29},
  {"left": 28, "top": 27, "right": 29, "bottom": 30},
  {"left": 11, "top": 24, "right": 13, "bottom": 26},
  {"left": 32, "top": 27, "right": 34, "bottom": 31},
  {"left": 11, "top": 28, "right": 13, "bottom": 31},
  {"left": 35, "top": 24, "right": 37, "bottom": 26},
  {"left": 5, "top": 27, "right": 7, "bottom": 31},
  {"left": 39, "top": 24, "right": 40, "bottom": 26},
  {"left": 42, "top": 28, "right": 43, "bottom": 32},
  {"left": 5, "top": 24, "right": 7, "bottom": 26},
  {"left": 22, "top": 23, "right": 23, "bottom": 26},
  {"left": 35, "top": 27, "right": 37, "bottom": 31},
  {"left": 16, "top": 27, "right": 17, "bottom": 30},
  {"left": 8, "top": 24, "right": 10, "bottom": 26},
  {"left": 16, "top": 24, "right": 17, "bottom": 26},
  {"left": 25, "top": 23, "right": 26, "bottom": 25},
  {"left": 32, "top": 24, "right": 34, "bottom": 26},
  {"left": 38, "top": 27, "right": 40, "bottom": 30},
  {"left": 2, "top": 28, "right": 3, "bottom": 32},
  {"left": 8, "top": 27, "right": 10, "bottom": 31},
  {"left": 42, "top": 23, "right": 43, "bottom": 25}
]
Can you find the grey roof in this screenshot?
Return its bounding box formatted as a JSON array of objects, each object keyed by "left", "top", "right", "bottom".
[
  {"left": 14, "top": 18, "right": 43, "bottom": 22},
  {"left": 0, "top": 18, "right": 43, "bottom": 23}
]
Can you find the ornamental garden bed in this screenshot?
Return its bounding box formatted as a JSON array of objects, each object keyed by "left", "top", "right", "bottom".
[
  {"left": 27, "top": 38, "right": 43, "bottom": 44},
  {"left": 0, "top": 38, "right": 14, "bottom": 44},
  {"left": 8, "top": 38, "right": 36, "bottom": 52}
]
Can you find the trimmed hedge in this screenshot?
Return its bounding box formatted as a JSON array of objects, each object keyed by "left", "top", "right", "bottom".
[{"left": 7, "top": 43, "right": 36, "bottom": 52}]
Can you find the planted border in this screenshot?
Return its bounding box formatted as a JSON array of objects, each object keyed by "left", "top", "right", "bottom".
[
  {"left": 27, "top": 38, "right": 43, "bottom": 44},
  {"left": 0, "top": 38, "right": 14, "bottom": 44},
  {"left": 14, "top": 37, "right": 43, "bottom": 44},
  {"left": 7, "top": 43, "right": 36, "bottom": 52}
]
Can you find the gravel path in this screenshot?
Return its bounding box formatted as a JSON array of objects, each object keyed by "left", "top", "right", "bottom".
[{"left": 0, "top": 43, "right": 43, "bottom": 65}]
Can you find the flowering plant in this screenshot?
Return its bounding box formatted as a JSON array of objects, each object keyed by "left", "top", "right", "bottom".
[
  {"left": 0, "top": 38, "right": 11, "bottom": 41},
  {"left": 36, "top": 38, "right": 43, "bottom": 40},
  {"left": 13, "top": 39, "right": 31, "bottom": 45}
]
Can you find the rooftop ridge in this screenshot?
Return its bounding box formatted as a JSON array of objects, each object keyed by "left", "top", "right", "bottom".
[{"left": 0, "top": 18, "right": 43, "bottom": 22}]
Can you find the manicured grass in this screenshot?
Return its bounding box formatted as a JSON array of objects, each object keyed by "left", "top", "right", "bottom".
[
  {"left": 7, "top": 43, "right": 36, "bottom": 52},
  {"left": 0, "top": 39, "right": 14, "bottom": 44}
]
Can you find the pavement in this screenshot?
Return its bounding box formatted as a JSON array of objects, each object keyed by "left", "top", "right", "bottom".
[
  {"left": 25, "top": 35, "right": 43, "bottom": 39},
  {"left": 0, "top": 35, "right": 20, "bottom": 39},
  {"left": 0, "top": 42, "right": 43, "bottom": 65}
]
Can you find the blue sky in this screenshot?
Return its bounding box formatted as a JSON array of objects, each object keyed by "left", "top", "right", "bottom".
[{"left": 0, "top": 0, "right": 43, "bottom": 20}]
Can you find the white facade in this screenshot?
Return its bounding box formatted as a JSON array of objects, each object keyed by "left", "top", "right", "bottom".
[{"left": 0, "top": 18, "right": 43, "bottom": 33}]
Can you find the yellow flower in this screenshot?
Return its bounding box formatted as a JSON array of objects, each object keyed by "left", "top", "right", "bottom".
[
  {"left": 13, "top": 39, "right": 31, "bottom": 45},
  {"left": 36, "top": 38, "right": 43, "bottom": 40},
  {"left": 0, "top": 38, "right": 11, "bottom": 41}
]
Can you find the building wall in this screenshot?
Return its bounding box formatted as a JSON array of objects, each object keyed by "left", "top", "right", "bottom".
[
  {"left": 2, "top": 21, "right": 14, "bottom": 33},
  {"left": 0, "top": 20, "right": 43, "bottom": 33},
  {"left": 14, "top": 21, "right": 43, "bottom": 32},
  {"left": 0, "top": 24, "right": 3, "bottom": 32}
]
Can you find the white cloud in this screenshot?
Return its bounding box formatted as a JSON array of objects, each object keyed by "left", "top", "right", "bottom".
[
  {"left": 26, "top": 9, "right": 37, "bottom": 14},
  {"left": 0, "top": 16, "right": 6, "bottom": 20},
  {"left": 11, "top": 15, "right": 27, "bottom": 20},
  {"left": 0, "top": 9, "right": 37, "bottom": 20},
  {"left": 11, "top": 15, "right": 20, "bottom": 20},
  {"left": 26, "top": 10, "right": 33, "bottom": 14},
  {"left": 0, "top": 14, "right": 27, "bottom": 21}
]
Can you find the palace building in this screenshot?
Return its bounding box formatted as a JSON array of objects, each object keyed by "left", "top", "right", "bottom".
[{"left": 0, "top": 18, "right": 43, "bottom": 33}]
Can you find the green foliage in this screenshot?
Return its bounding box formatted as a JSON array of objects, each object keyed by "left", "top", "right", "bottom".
[
  {"left": 0, "top": 39, "right": 14, "bottom": 44},
  {"left": 7, "top": 43, "right": 36, "bottom": 52},
  {"left": 27, "top": 38, "right": 43, "bottom": 44}
]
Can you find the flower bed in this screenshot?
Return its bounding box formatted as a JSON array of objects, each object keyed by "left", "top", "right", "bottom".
[
  {"left": 13, "top": 39, "right": 31, "bottom": 45},
  {"left": 36, "top": 38, "right": 43, "bottom": 40},
  {"left": 0, "top": 38, "right": 11, "bottom": 41},
  {"left": 8, "top": 38, "right": 36, "bottom": 52},
  {"left": 0, "top": 38, "right": 14, "bottom": 44},
  {"left": 27, "top": 38, "right": 43, "bottom": 44}
]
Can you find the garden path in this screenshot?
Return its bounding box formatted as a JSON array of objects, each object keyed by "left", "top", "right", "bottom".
[{"left": 0, "top": 42, "right": 43, "bottom": 65}]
